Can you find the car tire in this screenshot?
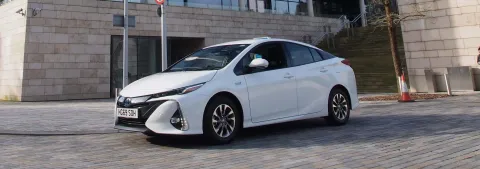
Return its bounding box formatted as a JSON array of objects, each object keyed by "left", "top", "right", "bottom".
[
  {"left": 325, "top": 89, "right": 350, "bottom": 126},
  {"left": 203, "top": 96, "right": 241, "bottom": 145}
]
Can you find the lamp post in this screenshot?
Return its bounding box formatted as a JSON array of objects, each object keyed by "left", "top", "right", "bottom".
[
  {"left": 155, "top": 0, "right": 167, "bottom": 71},
  {"left": 122, "top": 0, "right": 129, "bottom": 88},
  {"left": 161, "top": 4, "right": 167, "bottom": 71}
]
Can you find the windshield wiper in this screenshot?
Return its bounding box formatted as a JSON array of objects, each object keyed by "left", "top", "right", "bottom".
[
  {"left": 166, "top": 66, "right": 221, "bottom": 72},
  {"left": 202, "top": 65, "right": 222, "bottom": 70},
  {"left": 166, "top": 67, "right": 205, "bottom": 72}
]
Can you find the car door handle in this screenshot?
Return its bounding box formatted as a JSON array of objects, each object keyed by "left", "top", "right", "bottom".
[
  {"left": 320, "top": 69, "right": 328, "bottom": 73},
  {"left": 284, "top": 74, "right": 294, "bottom": 79}
]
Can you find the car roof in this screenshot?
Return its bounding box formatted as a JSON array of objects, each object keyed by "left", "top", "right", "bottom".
[{"left": 207, "top": 37, "right": 324, "bottom": 51}]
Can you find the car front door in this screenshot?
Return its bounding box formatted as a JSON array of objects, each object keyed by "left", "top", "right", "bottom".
[
  {"left": 236, "top": 42, "right": 298, "bottom": 123},
  {"left": 284, "top": 42, "right": 331, "bottom": 116}
]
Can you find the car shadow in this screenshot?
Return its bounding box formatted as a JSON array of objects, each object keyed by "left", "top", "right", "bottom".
[
  {"left": 145, "top": 118, "right": 330, "bottom": 148},
  {"left": 146, "top": 96, "right": 480, "bottom": 149},
  {"left": 146, "top": 113, "right": 480, "bottom": 149}
]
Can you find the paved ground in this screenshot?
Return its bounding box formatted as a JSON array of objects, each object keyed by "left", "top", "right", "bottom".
[
  {"left": 0, "top": 99, "right": 120, "bottom": 135},
  {"left": 0, "top": 94, "right": 387, "bottom": 135},
  {"left": 1, "top": 94, "right": 480, "bottom": 168}
]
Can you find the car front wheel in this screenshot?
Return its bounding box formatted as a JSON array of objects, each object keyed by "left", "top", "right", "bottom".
[{"left": 203, "top": 96, "right": 241, "bottom": 144}]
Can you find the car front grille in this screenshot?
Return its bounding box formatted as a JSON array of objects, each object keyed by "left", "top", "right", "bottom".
[{"left": 117, "top": 100, "right": 165, "bottom": 127}]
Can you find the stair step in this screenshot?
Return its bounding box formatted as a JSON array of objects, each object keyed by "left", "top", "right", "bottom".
[{"left": 315, "top": 26, "right": 405, "bottom": 93}]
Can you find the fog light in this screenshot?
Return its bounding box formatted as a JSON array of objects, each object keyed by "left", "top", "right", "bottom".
[
  {"left": 170, "top": 108, "right": 189, "bottom": 131},
  {"left": 170, "top": 117, "right": 181, "bottom": 124}
]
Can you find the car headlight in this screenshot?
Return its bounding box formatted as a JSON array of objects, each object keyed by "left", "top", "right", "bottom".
[
  {"left": 151, "top": 83, "right": 205, "bottom": 99},
  {"left": 130, "top": 96, "right": 150, "bottom": 104},
  {"left": 117, "top": 95, "right": 150, "bottom": 105}
]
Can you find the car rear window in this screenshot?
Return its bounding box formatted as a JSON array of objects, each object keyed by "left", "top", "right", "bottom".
[
  {"left": 318, "top": 50, "right": 336, "bottom": 60},
  {"left": 309, "top": 48, "right": 323, "bottom": 62}
]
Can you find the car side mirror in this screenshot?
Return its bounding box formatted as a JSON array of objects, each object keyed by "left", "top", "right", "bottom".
[{"left": 249, "top": 58, "right": 269, "bottom": 69}]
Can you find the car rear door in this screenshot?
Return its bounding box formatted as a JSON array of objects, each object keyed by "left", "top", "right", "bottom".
[{"left": 284, "top": 42, "right": 332, "bottom": 116}]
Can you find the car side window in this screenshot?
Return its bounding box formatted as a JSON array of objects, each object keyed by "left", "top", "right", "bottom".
[
  {"left": 318, "top": 50, "right": 336, "bottom": 60},
  {"left": 309, "top": 48, "right": 323, "bottom": 62},
  {"left": 234, "top": 42, "right": 288, "bottom": 75},
  {"left": 285, "top": 43, "right": 314, "bottom": 66}
]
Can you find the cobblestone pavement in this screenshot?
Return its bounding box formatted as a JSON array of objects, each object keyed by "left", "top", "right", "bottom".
[
  {"left": 0, "top": 99, "right": 120, "bottom": 135},
  {"left": 1, "top": 95, "right": 480, "bottom": 168}
]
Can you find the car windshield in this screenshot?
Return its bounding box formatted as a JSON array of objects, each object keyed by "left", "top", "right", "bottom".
[{"left": 166, "top": 44, "right": 249, "bottom": 72}]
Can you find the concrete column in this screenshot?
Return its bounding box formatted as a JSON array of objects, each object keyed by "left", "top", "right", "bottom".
[
  {"left": 239, "top": 0, "right": 247, "bottom": 11},
  {"left": 307, "top": 0, "right": 314, "bottom": 17},
  {"left": 248, "top": 0, "right": 257, "bottom": 12},
  {"left": 359, "top": 0, "right": 367, "bottom": 26}
]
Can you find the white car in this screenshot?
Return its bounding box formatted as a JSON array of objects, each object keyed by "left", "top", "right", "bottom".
[{"left": 115, "top": 38, "right": 359, "bottom": 144}]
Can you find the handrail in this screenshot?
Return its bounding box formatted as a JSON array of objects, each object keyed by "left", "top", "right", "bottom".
[
  {"left": 351, "top": 13, "right": 364, "bottom": 23},
  {"left": 306, "top": 13, "right": 365, "bottom": 48},
  {"left": 305, "top": 15, "right": 349, "bottom": 46},
  {"left": 345, "top": 13, "right": 366, "bottom": 37}
]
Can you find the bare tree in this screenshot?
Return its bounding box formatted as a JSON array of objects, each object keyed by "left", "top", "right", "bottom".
[{"left": 367, "top": 0, "right": 431, "bottom": 94}]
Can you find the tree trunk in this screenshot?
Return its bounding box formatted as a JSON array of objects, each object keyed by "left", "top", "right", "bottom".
[{"left": 384, "top": 0, "right": 403, "bottom": 94}]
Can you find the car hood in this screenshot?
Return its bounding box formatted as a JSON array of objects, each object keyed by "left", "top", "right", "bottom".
[{"left": 119, "top": 70, "right": 217, "bottom": 97}]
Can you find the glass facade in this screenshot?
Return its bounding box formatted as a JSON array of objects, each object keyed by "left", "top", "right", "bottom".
[
  {"left": 167, "top": 0, "right": 241, "bottom": 10},
  {"left": 313, "top": 0, "right": 361, "bottom": 20},
  {"left": 109, "top": 0, "right": 362, "bottom": 19},
  {"left": 110, "top": 0, "right": 316, "bottom": 17},
  {"left": 110, "top": 36, "right": 204, "bottom": 97},
  {"left": 111, "top": 36, "right": 163, "bottom": 96},
  {"left": 258, "top": 0, "right": 308, "bottom": 15}
]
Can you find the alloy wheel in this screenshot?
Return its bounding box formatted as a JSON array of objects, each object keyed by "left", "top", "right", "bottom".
[
  {"left": 332, "top": 93, "right": 348, "bottom": 120},
  {"left": 212, "top": 104, "right": 236, "bottom": 138}
]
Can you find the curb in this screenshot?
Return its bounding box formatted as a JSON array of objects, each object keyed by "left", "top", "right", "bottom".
[
  {"left": 0, "top": 129, "right": 135, "bottom": 136},
  {"left": 359, "top": 101, "right": 399, "bottom": 104}
]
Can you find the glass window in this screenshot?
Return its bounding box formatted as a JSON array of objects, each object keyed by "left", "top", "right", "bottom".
[
  {"left": 235, "top": 43, "right": 288, "bottom": 74},
  {"left": 231, "top": 0, "right": 240, "bottom": 10},
  {"left": 263, "top": 0, "right": 275, "bottom": 11},
  {"left": 168, "top": 0, "right": 185, "bottom": 6},
  {"left": 318, "top": 50, "right": 337, "bottom": 60},
  {"left": 166, "top": 44, "right": 249, "bottom": 72},
  {"left": 288, "top": 2, "right": 298, "bottom": 15},
  {"left": 111, "top": 36, "right": 142, "bottom": 96},
  {"left": 285, "top": 43, "right": 314, "bottom": 66},
  {"left": 275, "top": 1, "right": 289, "bottom": 14},
  {"left": 137, "top": 37, "right": 161, "bottom": 79},
  {"left": 186, "top": 0, "right": 222, "bottom": 8},
  {"left": 250, "top": 43, "right": 288, "bottom": 70},
  {"left": 222, "top": 0, "right": 232, "bottom": 7},
  {"left": 109, "top": 0, "right": 319, "bottom": 17},
  {"left": 309, "top": 48, "right": 323, "bottom": 62}
]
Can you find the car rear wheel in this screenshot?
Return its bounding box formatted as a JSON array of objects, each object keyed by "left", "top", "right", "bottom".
[
  {"left": 203, "top": 96, "right": 241, "bottom": 145},
  {"left": 325, "top": 89, "right": 350, "bottom": 125}
]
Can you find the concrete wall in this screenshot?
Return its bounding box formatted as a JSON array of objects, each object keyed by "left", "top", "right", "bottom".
[
  {"left": 398, "top": 0, "right": 480, "bottom": 92},
  {"left": 6, "top": 0, "right": 341, "bottom": 101},
  {"left": 0, "top": 0, "right": 28, "bottom": 101}
]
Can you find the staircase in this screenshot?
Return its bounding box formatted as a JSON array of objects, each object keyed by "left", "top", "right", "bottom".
[{"left": 317, "top": 26, "right": 406, "bottom": 93}]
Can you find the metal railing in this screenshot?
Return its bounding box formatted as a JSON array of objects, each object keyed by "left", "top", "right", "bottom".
[
  {"left": 305, "top": 13, "right": 366, "bottom": 49},
  {"left": 302, "top": 15, "right": 348, "bottom": 46},
  {"left": 345, "top": 13, "right": 366, "bottom": 37}
]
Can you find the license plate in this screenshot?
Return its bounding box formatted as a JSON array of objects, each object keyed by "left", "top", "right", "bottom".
[{"left": 117, "top": 108, "right": 139, "bottom": 119}]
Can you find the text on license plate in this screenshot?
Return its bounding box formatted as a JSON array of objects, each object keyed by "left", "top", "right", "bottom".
[{"left": 117, "top": 108, "right": 138, "bottom": 119}]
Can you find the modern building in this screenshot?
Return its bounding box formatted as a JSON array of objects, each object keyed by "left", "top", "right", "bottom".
[
  {"left": 398, "top": 0, "right": 480, "bottom": 92},
  {"left": 0, "top": 0, "right": 366, "bottom": 101}
]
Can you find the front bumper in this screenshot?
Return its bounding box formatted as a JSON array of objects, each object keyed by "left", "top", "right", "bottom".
[
  {"left": 114, "top": 101, "right": 164, "bottom": 133},
  {"left": 114, "top": 94, "right": 209, "bottom": 135}
]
